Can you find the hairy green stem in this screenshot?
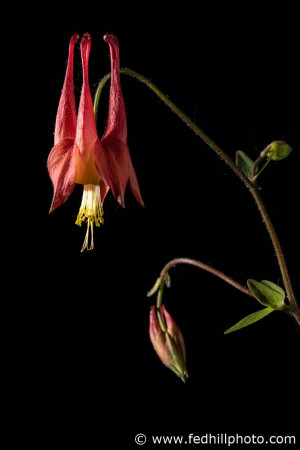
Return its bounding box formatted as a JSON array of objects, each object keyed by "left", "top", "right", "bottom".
[{"left": 94, "top": 69, "right": 299, "bottom": 323}]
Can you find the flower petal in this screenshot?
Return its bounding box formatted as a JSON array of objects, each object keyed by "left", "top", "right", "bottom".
[
  {"left": 162, "top": 305, "right": 186, "bottom": 364},
  {"left": 75, "top": 33, "right": 99, "bottom": 159},
  {"left": 54, "top": 33, "right": 78, "bottom": 145},
  {"left": 100, "top": 179, "right": 109, "bottom": 203},
  {"left": 100, "top": 33, "right": 144, "bottom": 206},
  {"left": 128, "top": 161, "right": 144, "bottom": 207},
  {"left": 94, "top": 137, "right": 130, "bottom": 206},
  {"left": 47, "top": 139, "right": 76, "bottom": 212},
  {"left": 102, "top": 34, "right": 127, "bottom": 143}
]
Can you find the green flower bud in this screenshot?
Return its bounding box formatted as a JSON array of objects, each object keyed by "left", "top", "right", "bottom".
[{"left": 263, "top": 140, "right": 292, "bottom": 161}]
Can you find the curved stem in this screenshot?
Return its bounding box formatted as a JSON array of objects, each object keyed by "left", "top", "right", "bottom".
[
  {"left": 155, "top": 258, "right": 254, "bottom": 333},
  {"left": 94, "top": 69, "right": 250, "bottom": 186},
  {"left": 93, "top": 72, "right": 111, "bottom": 123},
  {"left": 94, "top": 69, "right": 299, "bottom": 320},
  {"left": 158, "top": 258, "right": 253, "bottom": 306}
]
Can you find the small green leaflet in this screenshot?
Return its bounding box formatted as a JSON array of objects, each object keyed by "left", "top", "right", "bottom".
[
  {"left": 224, "top": 307, "right": 274, "bottom": 334},
  {"left": 235, "top": 151, "right": 255, "bottom": 179}
]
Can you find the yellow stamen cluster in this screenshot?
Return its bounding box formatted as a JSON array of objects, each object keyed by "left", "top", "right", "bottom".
[{"left": 75, "top": 184, "right": 104, "bottom": 252}]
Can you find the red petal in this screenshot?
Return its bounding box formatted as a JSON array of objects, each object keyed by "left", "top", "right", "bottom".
[
  {"left": 128, "top": 161, "right": 144, "bottom": 206},
  {"left": 94, "top": 137, "right": 131, "bottom": 207},
  {"left": 100, "top": 179, "right": 109, "bottom": 203},
  {"left": 47, "top": 139, "right": 76, "bottom": 212},
  {"left": 100, "top": 34, "right": 144, "bottom": 207},
  {"left": 75, "top": 33, "right": 99, "bottom": 160},
  {"left": 149, "top": 306, "right": 160, "bottom": 340},
  {"left": 102, "top": 34, "right": 127, "bottom": 143},
  {"left": 54, "top": 33, "right": 78, "bottom": 145},
  {"left": 161, "top": 305, "right": 176, "bottom": 332}
]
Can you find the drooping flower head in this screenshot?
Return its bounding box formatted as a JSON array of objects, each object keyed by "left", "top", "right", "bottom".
[
  {"left": 47, "top": 32, "right": 143, "bottom": 251},
  {"left": 149, "top": 305, "right": 188, "bottom": 382}
]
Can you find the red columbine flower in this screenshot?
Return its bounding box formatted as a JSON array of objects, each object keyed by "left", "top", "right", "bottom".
[
  {"left": 47, "top": 33, "right": 143, "bottom": 251},
  {"left": 149, "top": 305, "right": 188, "bottom": 382}
]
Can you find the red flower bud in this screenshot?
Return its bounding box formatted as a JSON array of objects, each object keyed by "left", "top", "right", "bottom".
[{"left": 149, "top": 305, "right": 188, "bottom": 382}]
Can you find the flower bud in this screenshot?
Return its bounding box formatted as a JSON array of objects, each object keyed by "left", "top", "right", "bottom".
[
  {"left": 262, "top": 140, "right": 292, "bottom": 161},
  {"left": 149, "top": 305, "right": 188, "bottom": 382}
]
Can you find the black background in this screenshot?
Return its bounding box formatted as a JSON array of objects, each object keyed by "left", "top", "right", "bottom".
[{"left": 5, "top": 4, "right": 299, "bottom": 447}]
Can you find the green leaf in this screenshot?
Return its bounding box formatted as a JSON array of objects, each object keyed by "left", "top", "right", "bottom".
[
  {"left": 247, "top": 279, "right": 285, "bottom": 309},
  {"left": 265, "top": 141, "right": 292, "bottom": 161},
  {"left": 224, "top": 307, "right": 274, "bottom": 334},
  {"left": 236, "top": 151, "right": 255, "bottom": 179}
]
